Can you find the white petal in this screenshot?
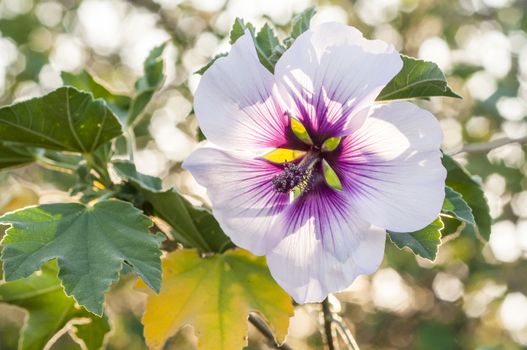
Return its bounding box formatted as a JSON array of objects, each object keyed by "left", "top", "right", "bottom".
[
  {"left": 267, "top": 223, "right": 386, "bottom": 303},
  {"left": 275, "top": 22, "right": 402, "bottom": 140},
  {"left": 334, "top": 101, "right": 446, "bottom": 232},
  {"left": 280, "top": 182, "right": 371, "bottom": 262},
  {"left": 182, "top": 146, "right": 289, "bottom": 254},
  {"left": 194, "top": 32, "right": 289, "bottom": 151}
]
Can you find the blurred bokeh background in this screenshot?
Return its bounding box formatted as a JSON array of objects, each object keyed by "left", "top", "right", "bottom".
[{"left": 0, "top": 0, "right": 526, "bottom": 349}]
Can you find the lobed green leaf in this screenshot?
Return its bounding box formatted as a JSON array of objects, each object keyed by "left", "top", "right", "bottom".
[
  {"left": 377, "top": 55, "right": 461, "bottom": 101},
  {"left": 289, "top": 7, "right": 316, "bottom": 40},
  {"left": 440, "top": 215, "right": 464, "bottom": 238},
  {"left": 128, "top": 43, "right": 167, "bottom": 126},
  {"left": 0, "top": 200, "right": 163, "bottom": 315},
  {"left": 72, "top": 313, "right": 111, "bottom": 350},
  {"left": 114, "top": 161, "right": 233, "bottom": 253},
  {"left": 229, "top": 17, "right": 254, "bottom": 44},
  {"left": 443, "top": 186, "right": 475, "bottom": 225},
  {"left": 195, "top": 53, "right": 228, "bottom": 75},
  {"left": 61, "top": 70, "right": 131, "bottom": 123},
  {"left": 388, "top": 218, "right": 443, "bottom": 261},
  {"left": 254, "top": 23, "right": 284, "bottom": 72},
  {"left": 442, "top": 154, "right": 491, "bottom": 240},
  {"left": 113, "top": 160, "right": 162, "bottom": 192},
  {"left": 0, "top": 262, "right": 110, "bottom": 350},
  {"left": 198, "top": 18, "right": 255, "bottom": 75},
  {"left": 201, "top": 9, "right": 316, "bottom": 75},
  {"left": 0, "top": 86, "right": 122, "bottom": 153},
  {"left": 0, "top": 142, "right": 35, "bottom": 170}
]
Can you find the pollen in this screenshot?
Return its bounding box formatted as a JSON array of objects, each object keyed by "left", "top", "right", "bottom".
[{"left": 272, "top": 162, "right": 313, "bottom": 193}]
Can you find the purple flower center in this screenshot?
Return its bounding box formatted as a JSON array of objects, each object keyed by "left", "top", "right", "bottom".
[
  {"left": 270, "top": 116, "right": 344, "bottom": 194},
  {"left": 271, "top": 152, "right": 321, "bottom": 193},
  {"left": 272, "top": 163, "right": 309, "bottom": 193}
]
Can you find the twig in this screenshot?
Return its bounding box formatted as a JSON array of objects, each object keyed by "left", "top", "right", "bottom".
[
  {"left": 322, "top": 298, "right": 336, "bottom": 350},
  {"left": 248, "top": 314, "right": 294, "bottom": 350},
  {"left": 450, "top": 135, "right": 527, "bottom": 155},
  {"left": 322, "top": 298, "right": 361, "bottom": 350},
  {"left": 124, "top": 127, "right": 136, "bottom": 162},
  {"left": 333, "top": 315, "right": 360, "bottom": 350},
  {"left": 35, "top": 155, "right": 77, "bottom": 172}
]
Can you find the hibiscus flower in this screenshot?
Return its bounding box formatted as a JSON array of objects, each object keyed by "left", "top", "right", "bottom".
[{"left": 183, "top": 22, "right": 446, "bottom": 303}]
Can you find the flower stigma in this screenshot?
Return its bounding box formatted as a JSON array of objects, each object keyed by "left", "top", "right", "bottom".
[{"left": 271, "top": 152, "right": 321, "bottom": 194}]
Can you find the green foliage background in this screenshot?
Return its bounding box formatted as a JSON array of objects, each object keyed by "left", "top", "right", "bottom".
[{"left": 0, "top": 0, "right": 526, "bottom": 349}]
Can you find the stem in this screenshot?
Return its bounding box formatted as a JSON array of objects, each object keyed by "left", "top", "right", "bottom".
[
  {"left": 333, "top": 315, "right": 360, "bottom": 350},
  {"left": 94, "top": 190, "right": 118, "bottom": 203},
  {"left": 125, "top": 127, "right": 136, "bottom": 161},
  {"left": 321, "top": 298, "right": 336, "bottom": 350},
  {"left": 84, "top": 153, "right": 113, "bottom": 188},
  {"left": 450, "top": 135, "right": 527, "bottom": 155},
  {"left": 35, "top": 156, "right": 77, "bottom": 172},
  {"left": 248, "top": 314, "right": 294, "bottom": 350}
]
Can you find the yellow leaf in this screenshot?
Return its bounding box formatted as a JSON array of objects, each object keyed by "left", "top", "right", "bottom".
[
  {"left": 137, "top": 249, "right": 294, "bottom": 350},
  {"left": 261, "top": 148, "right": 306, "bottom": 163}
]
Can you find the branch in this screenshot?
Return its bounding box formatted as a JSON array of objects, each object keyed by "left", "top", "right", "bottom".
[
  {"left": 450, "top": 135, "right": 527, "bottom": 156},
  {"left": 333, "top": 314, "right": 360, "bottom": 350},
  {"left": 248, "top": 314, "right": 294, "bottom": 350},
  {"left": 321, "top": 298, "right": 336, "bottom": 350},
  {"left": 322, "top": 298, "right": 360, "bottom": 350}
]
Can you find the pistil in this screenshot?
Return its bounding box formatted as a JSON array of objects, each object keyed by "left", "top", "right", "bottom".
[{"left": 272, "top": 152, "right": 320, "bottom": 193}]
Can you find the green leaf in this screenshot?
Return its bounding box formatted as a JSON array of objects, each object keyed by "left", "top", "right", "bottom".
[
  {"left": 72, "top": 312, "right": 111, "bottom": 350},
  {"left": 229, "top": 17, "right": 254, "bottom": 44},
  {"left": 442, "top": 154, "right": 491, "bottom": 240},
  {"left": 256, "top": 23, "right": 280, "bottom": 58},
  {"left": 229, "top": 18, "right": 283, "bottom": 73},
  {"left": 254, "top": 23, "right": 284, "bottom": 72},
  {"left": 440, "top": 215, "right": 464, "bottom": 238},
  {"left": 377, "top": 55, "right": 462, "bottom": 101},
  {"left": 0, "top": 87, "right": 122, "bottom": 153},
  {"left": 128, "top": 43, "right": 167, "bottom": 126},
  {"left": 195, "top": 52, "right": 228, "bottom": 75},
  {"left": 138, "top": 249, "right": 293, "bottom": 350},
  {"left": 0, "top": 262, "right": 110, "bottom": 350},
  {"left": 443, "top": 186, "right": 475, "bottom": 225},
  {"left": 113, "top": 160, "right": 162, "bottom": 192},
  {"left": 322, "top": 159, "right": 343, "bottom": 191},
  {"left": 202, "top": 21, "right": 284, "bottom": 74},
  {"left": 289, "top": 7, "right": 316, "bottom": 40},
  {"left": 0, "top": 142, "right": 35, "bottom": 170},
  {"left": 113, "top": 161, "right": 233, "bottom": 253},
  {"left": 143, "top": 189, "right": 234, "bottom": 253},
  {"left": 61, "top": 70, "right": 131, "bottom": 123},
  {"left": 388, "top": 218, "right": 443, "bottom": 261},
  {"left": 0, "top": 200, "right": 163, "bottom": 315}
]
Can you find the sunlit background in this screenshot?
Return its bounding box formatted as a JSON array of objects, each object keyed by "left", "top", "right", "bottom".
[{"left": 0, "top": 0, "right": 526, "bottom": 349}]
